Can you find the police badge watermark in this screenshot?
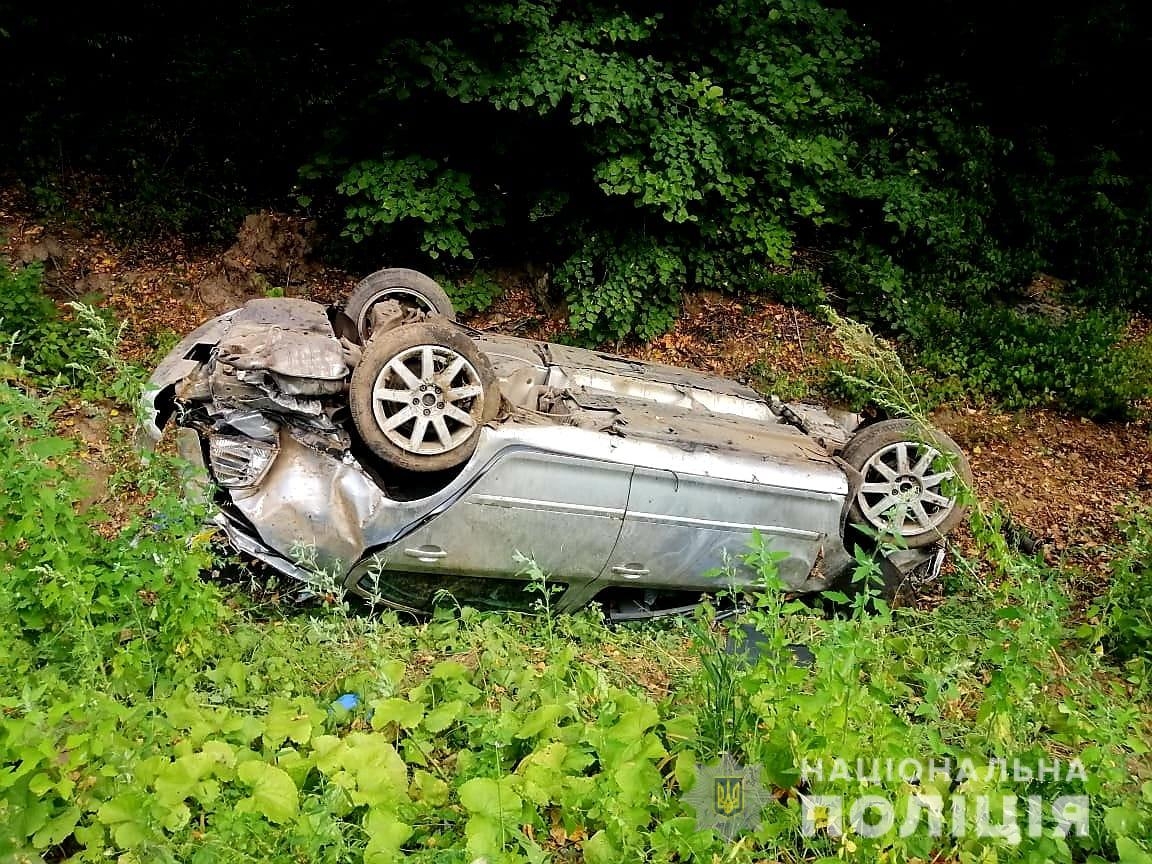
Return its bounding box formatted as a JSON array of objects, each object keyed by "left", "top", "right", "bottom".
[{"left": 683, "top": 753, "right": 771, "bottom": 840}]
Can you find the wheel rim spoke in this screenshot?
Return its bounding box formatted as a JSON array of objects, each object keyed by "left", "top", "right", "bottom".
[
  {"left": 409, "top": 416, "right": 430, "bottom": 450},
  {"left": 420, "top": 346, "right": 435, "bottom": 380},
  {"left": 920, "top": 470, "right": 954, "bottom": 489},
  {"left": 381, "top": 405, "right": 415, "bottom": 431},
  {"left": 387, "top": 358, "right": 422, "bottom": 390},
  {"left": 861, "top": 481, "right": 896, "bottom": 495},
  {"left": 431, "top": 415, "right": 452, "bottom": 447},
  {"left": 895, "top": 443, "right": 910, "bottom": 474},
  {"left": 911, "top": 448, "right": 935, "bottom": 476},
  {"left": 911, "top": 500, "right": 933, "bottom": 528},
  {"left": 866, "top": 495, "right": 900, "bottom": 519},
  {"left": 445, "top": 384, "right": 482, "bottom": 403},
  {"left": 869, "top": 459, "right": 898, "bottom": 481},
  {"left": 922, "top": 490, "right": 953, "bottom": 508},
  {"left": 443, "top": 404, "right": 476, "bottom": 427},
  {"left": 374, "top": 386, "right": 412, "bottom": 403},
  {"left": 439, "top": 356, "right": 467, "bottom": 387}
]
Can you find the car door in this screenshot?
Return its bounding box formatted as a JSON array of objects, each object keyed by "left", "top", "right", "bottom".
[
  {"left": 598, "top": 466, "right": 832, "bottom": 592},
  {"left": 378, "top": 449, "right": 631, "bottom": 588}
]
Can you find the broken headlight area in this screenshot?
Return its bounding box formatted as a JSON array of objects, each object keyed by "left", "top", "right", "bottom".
[
  {"left": 208, "top": 434, "right": 280, "bottom": 489},
  {"left": 168, "top": 299, "right": 356, "bottom": 490}
]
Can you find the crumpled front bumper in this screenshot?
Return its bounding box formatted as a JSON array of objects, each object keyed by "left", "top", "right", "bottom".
[
  {"left": 136, "top": 306, "right": 390, "bottom": 584},
  {"left": 139, "top": 312, "right": 236, "bottom": 444}
]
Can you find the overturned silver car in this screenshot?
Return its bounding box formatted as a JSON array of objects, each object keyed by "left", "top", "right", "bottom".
[{"left": 142, "top": 268, "right": 972, "bottom": 618}]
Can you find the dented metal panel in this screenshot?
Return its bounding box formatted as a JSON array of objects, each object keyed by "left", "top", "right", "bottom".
[
  {"left": 228, "top": 434, "right": 387, "bottom": 573},
  {"left": 219, "top": 299, "right": 347, "bottom": 380}
]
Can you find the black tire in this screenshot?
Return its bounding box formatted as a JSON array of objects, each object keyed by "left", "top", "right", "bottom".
[
  {"left": 841, "top": 419, "right": 973, "bottom": 548},
  {"left": 344, "top": 268, "right": 456, "bottom": 342},
  {"left": 349, "top": 321, "right": 499, "bottom": 472}
]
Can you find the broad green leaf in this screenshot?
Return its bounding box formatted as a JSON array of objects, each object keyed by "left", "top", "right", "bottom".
[
  {"left": 423, "top": 699, "right": 464, "bottom": 733},
  {"left": 276, "top": 746, "right": 315, "bottom": 787},
  {"left": 430, "top": 660, "right": 469, "bottom": 680},
  {"left": 518, "top": 744, "right": 573, "bottom": 805},
  {"left": 32, "top": 806, "right": 80, "bottom": 850},
  {"left": 614, "top": 760, "right": 662, "bottom": 802},
  {"left": 410, "top": 769, "right": 449, "bottom": 806},
  {"left": 312, "top": 734, "right": 344, "bottom": 774},
  {"left": 201, "top": 740, "right": 236, "bottom": 768},
  {"left": 520, "top": 742, "right": 569, "bottom": 772},
  {"left": 371, "top": 698, "right": 425, "bottom": 730},
  {"left": 582, "top": 829, "right": 619, "bottom": 864},
  {"left": 363, "top": 809, "right": 413, "bottom": 864},
  {"left": 459, "top": 776, "right": 522, "bottom": 821},
  {"left": 236, "top": 761, "right": 299, "bottom": 824},
  {"left": 97, "top": 795, "right": 142, "bottom": 825},
  {"left": 380, "top": 660, "right": 406, "bottom": 689},
  {"left": 113, "top": 821, "right": 149, "bottom": 849},
  {"left": 1106, "top": 806, "right": 1145, "bottom": 838},
  {"left": 72, "top": 822, "right": 105, "bottom": 851},
  {"left": 344, "top": 733, "right": 409, "bottom": 807},
  {"left": 515, "top": 702, "right": 570, "bottom": 740},
  {"left": 265, "top": 697, "right": 317, "bottom": 747},
  {"left": 607, "top": 704, "right": 660, "bottom": 742},
  {"left": 673, "top": 751, "right": 696, "bottom": 790},
  {"left": 464, "top": 813, "right": 502, "bottom": 859},
  {"left": 1117, "top": 838, "right": 1152, "bottom": 864},
  {"left": 662, "top": 713, "right": 696, "bottom": 742},
  {"left": 160, "top": 802, "right": 191, "bottom": 833}
]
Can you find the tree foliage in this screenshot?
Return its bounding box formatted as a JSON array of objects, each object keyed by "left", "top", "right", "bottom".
[{"left": 2, "top": 0, "right": 1150, "bottom": 411}]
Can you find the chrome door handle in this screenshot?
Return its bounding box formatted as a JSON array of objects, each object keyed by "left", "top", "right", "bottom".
[
  {"left": 611, "top": 564, "right": 650, "bottom": 579},
  {"left": 404, "top": 545, "right": 447, "bottom": 563}
]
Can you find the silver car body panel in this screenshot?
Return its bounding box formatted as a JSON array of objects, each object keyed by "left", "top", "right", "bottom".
[
  {"left": 221, "top": 403, "right": 848, "bottom": 598},
  {"left": 141, "top": 300, "right": 878, "bottom": 610}
]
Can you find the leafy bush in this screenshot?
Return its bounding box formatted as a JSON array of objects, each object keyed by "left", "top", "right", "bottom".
[
  {"left": 0, "top": 385, "right": 220, "bottom": 689},
  {"left": 299, "top": 2, "right": 1119, "bottom": 356},
  {"left": 556, "top": 231, "right": 685, "bottom": 341},
  {"left": 0, "top": 258, "right": 100, "bottom": 380},
  {"left": 1096, "top": 507, "right": 1152, "bottom": 666},
  {"left": 446, "top": 271, "right": 504, "bottom": 315},
  {"left": 915, "top": 306, "right": 1152, "bottom": 418},
  {"left": 300, "top": 1, "right": 910, "bottom": 340},
  {"left": 329, "top": 155, "right": 501, "bottom": 258}
]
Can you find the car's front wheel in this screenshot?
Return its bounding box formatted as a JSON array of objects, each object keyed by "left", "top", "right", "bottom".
[
  {"left": 841, "top": 419, "right": 973, "bottom": 548},
  {"left": 349, "top": 321, "right": 501, "bottom": 472}
]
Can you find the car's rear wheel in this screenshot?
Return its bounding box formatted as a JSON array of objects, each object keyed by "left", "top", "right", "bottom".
[
  {"left": 349, "top": 321, "right": 500, "bottom": 472},
  {"left": 841, "top": 419, "right": 972, "bottom": 548},
  {"left": 344, "top": 268, "right": 456, "bottom": 343}
]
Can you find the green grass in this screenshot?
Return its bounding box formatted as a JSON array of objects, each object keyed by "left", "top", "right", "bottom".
[{"left": 3, "top": 306, "right": 1152, "bottom": 862}]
